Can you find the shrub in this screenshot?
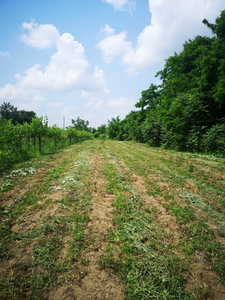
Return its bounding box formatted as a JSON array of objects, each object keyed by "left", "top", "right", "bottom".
[{"left": 203, "top": 123, "right": 225, "bottom": 156}]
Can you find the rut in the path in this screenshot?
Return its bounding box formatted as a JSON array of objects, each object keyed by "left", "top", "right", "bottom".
[{"left": 48, "top": 146, "right": 127, "bottom": 300}]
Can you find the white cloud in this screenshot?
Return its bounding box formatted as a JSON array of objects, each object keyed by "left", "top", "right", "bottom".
[
  {"left": 0, "top": 24, "right": 109, "bottom": 102},
  {"left": 85, "top": 100, "right": 104, "bottom": 110},
  {"left": 101, "top": 0, "right": 136, "bottom": 12},
  {"left": 20, "top": 19, "right": 60, "bottom": 49},
  {"left": 49, "top": 102, "right": 64, "bottom": 107},
  {"left": 19, "top": 94, "right": 45, "bottom": 112},
  {"left": 98, "top": 0, "right": 225, "bottom": 75},
  {"left": 100, "top": 24, "right": 115, "bottom": 36},
  {"left": 97, "top": 26, "right": 132, "bottom": 63},
  {"left": 0, "top": 83, "right": 28, "bottom": 100},
  {"left": 0, "top": 51, "right": 12, "bottom": 57},
  {"left": 95, "top": 101, "right": 104, "bottom": 109},
  {"left": 107, "top": 96, "right": 134, "bottom": 108},
  {"left": 81, "top": 66, "right": 110, "bottom": 99}
]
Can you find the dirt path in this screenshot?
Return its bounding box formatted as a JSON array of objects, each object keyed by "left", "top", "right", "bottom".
[{"left": 47, "top": 144, "right": 127, "bottom": 300}]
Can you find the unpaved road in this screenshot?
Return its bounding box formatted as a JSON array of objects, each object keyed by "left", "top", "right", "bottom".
[{"left": 0, "top": 140, "right": 225, "bottom": 299}]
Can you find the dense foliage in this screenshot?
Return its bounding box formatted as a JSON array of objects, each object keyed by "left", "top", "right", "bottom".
[
  {"left": 107, "top": 11, "right": 225, "bottom": 156},
  {"left": 0, "top": 106, "right": 110, "bottom": 170},
  {"left": 0, "top": 116, "right": 93, "bottom": 171},
  {"left": 0, "top": 102, "right": 36, "bottom": 125}
]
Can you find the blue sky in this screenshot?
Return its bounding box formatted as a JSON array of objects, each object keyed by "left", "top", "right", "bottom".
[{"left": 0, "top": 0, "right": 224, "bottom": 128}]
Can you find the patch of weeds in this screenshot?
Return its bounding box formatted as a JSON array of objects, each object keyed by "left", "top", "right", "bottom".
[
  {"left": 98, "top": 253, "right": 114, "bottom": 269},
  {"left": 100, "top": 191, "right": 190, "bottom": 299},
  {"left": 151, "top": 206, "right": 158, "bottom": 215},
  {"left": 53, "top": 216, "right": 67, "bottom": 225},
  {"left": 144, "top": 207, "right": 151, "bottom": 214},
  {"left": 0, "top": 179, "right": 13, "bottom": 191},
  {"left": 179, "top": 218, "right": 225, "bottom": 283},
  {"left": 21, "top": 191, "right": 39, "bottom": 207},
  {"left": 188, "top": 219, "right": 215, "bottom": 252},
  {"left": 162, "top": 203, "right": 195, "bottom": 223},
  {"left": 5, "top": 167, "right": 37, "bottom": 178},
  {"left": 188, "top": 164, "right": 194, "bottom": 173},
  {"left": 1, "top": 237, "right": 63, "bottom": 299},
  {"left": 213, "top": 259, "right": 225, "bottom": 285},
  {"left": 218, "top": 230, "right": 225, "bottom": 237},
  {"left": 179, "top": 191, "right": 208, "bottom": 210},
  {"left": 0, "top": 244, "right": 12, "bottom": 260},
  {"left": 32, "top": 237, "right": 61, "bottom": 266},
  {"left": 81, "top": 258, "right": 89, "bottom": 265},
  {"left": 179, "top": 191, "right": 225, "bottom": 230},
  {"left": 117, "top": 171, "right": 130, "bottom": 183}
]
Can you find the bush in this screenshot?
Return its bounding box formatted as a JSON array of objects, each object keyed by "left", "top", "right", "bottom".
[
  {"left": 94, "top": 132, "right": 99, "bottom": 138},
  {"left": 203, "top": 123, "right": 225, "bottom": 156},
  {"left": 142, "top": 117, "right": 163, "bottom": 147}
]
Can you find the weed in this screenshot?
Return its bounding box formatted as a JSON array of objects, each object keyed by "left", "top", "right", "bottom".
[
  {"left": 163, "top": 203, "right": 195, "bottom": 223},
  {"left": 188, "top": 164, "right": 194, "bottom": 172},
  {"left": 81, "top": 258, "right": 89, "bottom": 265}
]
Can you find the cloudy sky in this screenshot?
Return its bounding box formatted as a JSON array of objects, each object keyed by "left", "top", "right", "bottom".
[{"left": 0, "top": 0, "right": 224, "bottom": 128}]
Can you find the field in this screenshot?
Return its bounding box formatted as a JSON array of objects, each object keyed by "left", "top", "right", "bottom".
[{"left": 0, "top": 140, "right": 225, "bottom": 300}]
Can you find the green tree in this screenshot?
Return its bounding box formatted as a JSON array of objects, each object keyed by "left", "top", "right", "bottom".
[
  {"left": 107, "top": 117, "right": 121, "bottom": 140},
  {"left": 135, "top": 84, "right": 159, "bottom": 111},
  {"left": 97, "top": 124, "right": 107, "bottom": 134},
  {"left": 71, "top": 117, "right": 89, "bottom": 131},
  {"left": 67, "top": 127, "right": 77, "bottom": 144},
  {"left": 0, "top": 102, "right": 18, "bottom": 124},
  {"left": 49, "top": 125, "right": 63, "bottom": 149},
  {"left": 0, "top": 102, "right": 36, "bottom": 124},
  {"left": 30, "top": 116, "right": 48, "bottom": 153}
]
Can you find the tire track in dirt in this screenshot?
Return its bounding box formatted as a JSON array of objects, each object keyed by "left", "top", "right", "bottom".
[{"left": 48, "top": 143, "right": 127, "bottom": 300}]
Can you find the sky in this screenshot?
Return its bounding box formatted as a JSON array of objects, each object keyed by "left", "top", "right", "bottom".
[{"left": 0, "top": 0, "right": 224, "bottom": 128}]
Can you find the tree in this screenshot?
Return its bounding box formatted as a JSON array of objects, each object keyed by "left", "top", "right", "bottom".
[
  {"left": 17, "top": 110, "right": 36, "bottom": 124},
  {"left": 160, "top": 93, "right": 210, "bottom": 150},
  {"left": 97, "top": 124, "right": 107, "bottom": 134},
  {"left": 135, "top": 84, "right": 159, "bottom": 111},
  {"left": 107, "top": 117, "right": 121, "bottom": 140},
  {"left": 0, "top": 102, "right": 18, "bottom": 123},
  {"left": 142, "top": 115, "right": 163, "bottom": 147},
  {"left": 203, "top": 10, "right": 225, "bottom": 39},
  {"left": 0, "top": 102, "right": 36, "bottom": 124},
  {"left": 30, "top": 116, "right": 48, "bottom": 153},
  {"left": 71, "top": 117, "right": 89, "bottom": 131}
]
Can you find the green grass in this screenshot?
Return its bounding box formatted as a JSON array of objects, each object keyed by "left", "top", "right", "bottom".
[
  {"left": 1, "top": 140, "right": 225, "bottom": 298},
  {"left": 100, "top": 142, "right": 190, "bottom": 299},
  {"left": 103, "top": 140, "right": 225, "bottom": 297},
  {"left": 0, "top": 141, "right": 97, "bottom": 299}
]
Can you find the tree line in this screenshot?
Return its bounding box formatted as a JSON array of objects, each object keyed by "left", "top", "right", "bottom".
[{"left": 107, "top": 10, "right": 225, "bottom": 156}]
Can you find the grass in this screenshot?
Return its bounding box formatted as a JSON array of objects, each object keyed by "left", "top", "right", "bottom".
[
  {"left": 0, "top": 141, "right": 97, "bottom": 299},
  {"left": 99, "top": 142, "right": 191, "bottom": 299},
  {"left": 1, "top": 139, "right": 225, "bottom": 299},
  {"left": 102, "top": 140, "right": 225, "bottom": 297}
]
